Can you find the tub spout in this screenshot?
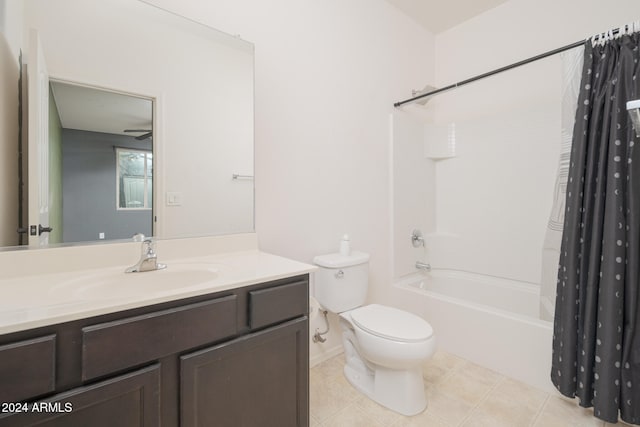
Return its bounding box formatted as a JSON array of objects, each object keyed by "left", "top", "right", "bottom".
[{"left": 415, "top": 261, "right": 431, "bottom": 272}]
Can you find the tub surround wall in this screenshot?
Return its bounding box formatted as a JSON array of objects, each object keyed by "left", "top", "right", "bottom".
[
  {"left": 430, "top": 0, "right": 640, "bottom": 285},
  {"left": 429, "top": 86, "right": 560, "bottom": 284},
  {"left": 392, "top": 0, "right": 640, "bottom": 298},
  {"left": 390, "top": 112, "right": 435, "bottom": 279}
]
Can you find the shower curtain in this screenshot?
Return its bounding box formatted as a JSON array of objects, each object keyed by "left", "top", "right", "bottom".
[
  {"left": 540, "top": 46, "right": 584, "bottom": 322},
  {"left": 551, "top": 31, "right": 640, "bottom": 425}
]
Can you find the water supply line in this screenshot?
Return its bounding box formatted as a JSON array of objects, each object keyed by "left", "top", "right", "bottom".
[{"left": 313, "top": 309, "right": 330, "bottom": 343}]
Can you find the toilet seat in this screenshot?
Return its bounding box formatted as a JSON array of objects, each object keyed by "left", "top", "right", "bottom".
[{"left": 350, "top": 304, "right": 433, "bottom": 343}]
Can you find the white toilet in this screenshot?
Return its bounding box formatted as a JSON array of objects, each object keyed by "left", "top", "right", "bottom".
[{"left": 313, "top": 251, "right": 436, "bottom": 416}]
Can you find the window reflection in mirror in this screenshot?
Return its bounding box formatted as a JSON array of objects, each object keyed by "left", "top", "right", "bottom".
[{"left": 117, "top": 149, "right": 153, "bottom": 210}]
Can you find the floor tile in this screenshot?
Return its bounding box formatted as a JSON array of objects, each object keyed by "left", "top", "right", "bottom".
[
  {"left": 458, "top": 361, "right": 504, "bottom": 387},
  {"left": 421, "top": 385, "right": 476, "bottom": 425},
  {"left": 310, "top": 375, "right": 360, "bottom": 423},
  {"left": 314, "top": 356, "right": 345, "bottom": 382},
  {"left": 310, "top": 351, "right": 627, "bottom": 427},
  {"left": 464, "top": 381, "right": 546, "bottom": 427},
  {"left": 533, "top": 396, "right": 605, "bottom": 427},
  {"left": 352, "top": 392, "right": 406, "bottom": 427},
  {"left": 391, "top": 412, "right": 453, "bottom": 427},
  {"left": 319, "top": 403, "right": 385, "bottom": 427},
  {"left": 491, "top": 377, "right": 548, "bottom": 412},
  {"left": 424, "top": 350, "right": 466, "bottom": 372},
  {"left": 436, "top": 371, "right": 495, "bottom": 407},
  {"left": 423, "top": 362, "right": 450, "bottom": 386},
  {"left": 310, "top": 414, "right": 321, "bottom": 427}
]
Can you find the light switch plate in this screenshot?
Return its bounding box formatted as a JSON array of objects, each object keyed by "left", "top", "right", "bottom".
[{"left": 166, "top": 192, "right": 182, "bottom": 206}]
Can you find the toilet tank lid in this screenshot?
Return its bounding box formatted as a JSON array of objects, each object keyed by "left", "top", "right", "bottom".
[{"left": 313, "top": 251, "right": 370, "bottom": 268}]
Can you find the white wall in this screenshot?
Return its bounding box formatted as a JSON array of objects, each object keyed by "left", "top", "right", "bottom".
[
  {"left": 146, "top": 0, "right": 436, "bottom": 362},
  {"left": 423, "top": 0, "right": 640, "bottom": 285}
]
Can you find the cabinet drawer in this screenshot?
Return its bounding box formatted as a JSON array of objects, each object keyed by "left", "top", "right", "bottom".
[
  {"left": 0, "top": 334, "right": 56, "bottom": 403},
  {"left": 0, "top": 364, "right": 160, "bottom": 427},
  {"left": 82, "top": 295, "right": 237, "bottom": 381},
  {"left": 249, "top": 280, "right": 308, "bottom": 329}
]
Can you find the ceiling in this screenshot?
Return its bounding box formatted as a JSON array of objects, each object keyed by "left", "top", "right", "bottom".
[
  {"left": 50, "top": 81, "right": 152, "bottom": 138},
  {"left": 385, "top": 0, "right": 509, "bottom": 34}
]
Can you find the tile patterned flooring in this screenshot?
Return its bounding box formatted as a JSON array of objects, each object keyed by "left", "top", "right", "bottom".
[{"left": 310, "top": 351, "right": 634, "bottom": 427}]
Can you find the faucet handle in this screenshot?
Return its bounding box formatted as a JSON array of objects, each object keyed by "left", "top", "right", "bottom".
[
  {"left": 141, "top": 238, "right": 155, "bottom": 255},
  {"left": 411, "top": 229, "right": 425, "bottom": 248}
]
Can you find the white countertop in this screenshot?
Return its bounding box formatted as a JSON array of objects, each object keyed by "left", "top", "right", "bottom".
[{"left": 0, "top": 249, "right": 316, "bottom": 335}]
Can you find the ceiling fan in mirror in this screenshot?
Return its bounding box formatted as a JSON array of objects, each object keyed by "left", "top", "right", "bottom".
[{"left": 123, "top": 129, "right": 152, "bottom": 140}]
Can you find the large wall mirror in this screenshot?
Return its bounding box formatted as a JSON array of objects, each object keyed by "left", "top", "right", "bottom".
[{"left": 0, "top": 0, "right": 254, "bottom": 249}]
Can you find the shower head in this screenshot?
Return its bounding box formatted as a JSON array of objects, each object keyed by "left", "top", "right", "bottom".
[
  {"left": 628, "top": 100, "right": 640, "bottom": 137},
  {"left": 411, "top": 85, "right": 438, "bottom": 105}
]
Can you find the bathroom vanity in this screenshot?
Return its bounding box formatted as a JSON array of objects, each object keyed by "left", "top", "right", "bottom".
[{"left": 0, "top": 235, "right": 313, "bottom": 427}]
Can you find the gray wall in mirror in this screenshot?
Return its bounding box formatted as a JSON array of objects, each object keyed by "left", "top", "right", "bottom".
[
  {"left": 0, "top": 0, "right": 254, "bottom": 250},
  {"left": 62, "top": 129, "right": 153, "bottom": 243}
]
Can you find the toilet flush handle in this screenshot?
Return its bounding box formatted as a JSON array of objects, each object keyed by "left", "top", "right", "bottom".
[{"left": 335, "top": 270, "right": 344, "bottom": 279}]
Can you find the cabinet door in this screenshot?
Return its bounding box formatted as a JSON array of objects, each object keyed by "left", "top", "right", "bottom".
[
  {"left": 0, "top": 364, "right": 160, "bottom": 427},
  {"left": 181, "top": 317, "right": 309, "bottom": 427}
]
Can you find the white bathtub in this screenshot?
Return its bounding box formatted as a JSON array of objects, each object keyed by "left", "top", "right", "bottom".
[{"left": 393, "top": 269, "right": 554, "bottom": 392}]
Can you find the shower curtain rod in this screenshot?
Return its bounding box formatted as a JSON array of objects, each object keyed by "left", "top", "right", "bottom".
[{"left": 393, "top": 31, "right": 622, "bottom": 108}]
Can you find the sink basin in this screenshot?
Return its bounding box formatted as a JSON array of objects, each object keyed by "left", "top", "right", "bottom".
[{"left": 49, "top": 262, "right": 221, "bottom": 300}]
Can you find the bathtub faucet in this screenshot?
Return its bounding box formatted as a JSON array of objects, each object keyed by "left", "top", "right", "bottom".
[{"left": 415, "top": 261, "right": 431, "bottom": 272}]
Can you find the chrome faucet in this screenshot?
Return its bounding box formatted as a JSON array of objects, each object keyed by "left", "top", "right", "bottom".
[
  {"left": 125, "top": 238, "right": 167, "bottom": 273},
  {"left": 411, "top": 229, "right": 425, "bottom": 248},
  {"left": 415, "top": 261, "right": 431, "bottom": 272}
]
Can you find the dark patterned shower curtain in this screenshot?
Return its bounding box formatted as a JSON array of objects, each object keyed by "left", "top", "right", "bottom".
[{"left": 551, "top": 32, "right": 640, "bottom": 425}]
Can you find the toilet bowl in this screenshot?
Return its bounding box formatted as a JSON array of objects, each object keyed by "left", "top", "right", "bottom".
[
  {"left": 346, "top": 304, "right": 435, "bottom": 369},
  {"left": 313, "top": 251, "right": 436, "bottom": 416},
  {"left": 339, "top": 304, "right": 435, "bottom": 415}
]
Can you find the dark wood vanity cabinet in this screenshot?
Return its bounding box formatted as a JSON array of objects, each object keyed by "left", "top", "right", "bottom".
[
  {"left": 0, "top": 274, "right": 309, "bottom": 427},
  {"left": 181, "top": 317, "right": 308, "bottom": 427}
]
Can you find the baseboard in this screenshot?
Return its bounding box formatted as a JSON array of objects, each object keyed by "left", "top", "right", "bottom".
[{"left": 309, "top": 344, "right": 343, "bottom": 368}]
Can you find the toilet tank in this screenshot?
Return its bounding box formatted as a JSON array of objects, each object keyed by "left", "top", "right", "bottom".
[{"left": 313, "top": 251, "right": 370, "bottom": 313}]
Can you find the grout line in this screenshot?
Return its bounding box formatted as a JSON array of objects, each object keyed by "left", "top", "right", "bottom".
[
  {"left": 530, "top": 394, "right": 551, "bottom": 427},
  {"left": 456, "top": 375, "right": 506, "bottom": 426}
]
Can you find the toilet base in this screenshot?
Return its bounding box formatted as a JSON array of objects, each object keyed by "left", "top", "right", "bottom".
[{"left": 343, "top": 361, "right": 427, "bottom": 416}]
